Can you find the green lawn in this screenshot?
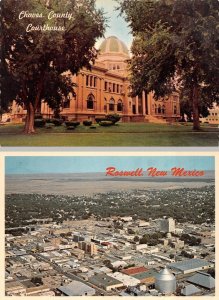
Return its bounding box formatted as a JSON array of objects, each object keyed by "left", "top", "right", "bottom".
[{"left": 0, "top": 122, "right": 218, "bottom": 146}]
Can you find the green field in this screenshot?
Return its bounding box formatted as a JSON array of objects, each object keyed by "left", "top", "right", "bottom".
[{"left": 0, "top": 122, "right": 218, "bottom": 147}]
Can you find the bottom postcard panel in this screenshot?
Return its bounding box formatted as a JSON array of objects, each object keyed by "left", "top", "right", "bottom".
[{"left": 4, "top": 155, "right": 216, "bottom": 297}]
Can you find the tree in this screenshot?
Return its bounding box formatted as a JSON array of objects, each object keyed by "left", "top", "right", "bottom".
[
  {"left": 1, "top": 0, "right": 106, "bottom": 133},
  {"left": 134, "top": 235, "right": 140, "bottom": 242},
  {"left": 118, "top": 0, "right": 219, "bottom": 130},
  {"left": 180, "top": 87, "right": 212, "bottom": 122},
  {"left": 31, "top": 277, "right": 43, "bottom": 286}
]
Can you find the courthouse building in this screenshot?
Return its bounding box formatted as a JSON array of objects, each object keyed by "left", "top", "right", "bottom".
[{"left": 11, "top": 36, "right": 180, "bottom": 123}]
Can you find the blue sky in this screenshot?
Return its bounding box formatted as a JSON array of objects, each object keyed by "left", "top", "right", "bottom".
[
  {"left": 95, "top": 0, "right": 133, "bottom": 50},
  {"left": 5, "top": 156, "right": 214, "bottom": 174}
]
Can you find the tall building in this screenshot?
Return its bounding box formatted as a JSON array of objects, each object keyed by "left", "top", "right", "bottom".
[
  {"left": 159, "top": 217, "right": 175, "bottom": 233},
  {"left": 78, "top": 241, "right": 97, "bottom": 256},
  {"left": 11, "top": 36, "right": 180, "bottom": 123}
]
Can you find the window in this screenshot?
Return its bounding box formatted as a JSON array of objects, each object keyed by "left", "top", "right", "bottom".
[
  {"left": 87, "top": 94, "right": 94, "bottom": 110},
  {"left": 155, "top": 104, "right": 158, "bottom": 114},
  {"left": 94, "top": 77, "right": 97, "bottom": 87},
  {"left": 158, "top": 105, "right": 161, "bottom": 114},
  {"left": 113, "top": 83, "right": 115, "bottom": 93},
  {"left": 117, "top": 100, "right": 123, "bottom": 112},
  {"left": 104, "top": 81, "right": 108, "bottom": 91},
  {"left": 90, "top": 76, "right": 93, "bottom": 87},
  {"left": 109, "top": 98, "right": 115, "bottom": 111},
  {"left": 86, "top": 75, "right": 89, "bottom": 86},
  {"left": 117, "top": 84, "right": 119, "bottom": 93},
  {"left": 174, "top": 105, "right": 177, "bottom": 114},
  {"left": 63, "top": 96, "right": 70, "bottom": 108},
  {"left": 117, "top": 65, "right": 120, "bottom": 69},
  {"left": 162, "top": 105, "right": 165, "bottom": 114},
  {"left": 104, "top": 98, "right": 107, "bottom": 112},
  {"left": 109, "top": 83, "right": 112, "bottom": 93}
]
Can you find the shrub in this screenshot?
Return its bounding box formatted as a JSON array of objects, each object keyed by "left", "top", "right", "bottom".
[
  {"left": 95, "top": 117, "right": 107, "bottom": 124},
  {"left": 65, "top": 121, "right": 80, "bottom": 129},
  {"left": 106, "top": 113, "right": 121, "bottom": 124},
  {"left": 83, "top": 120, "right": 92, "bottom": 126},
  {"left": 34, "top": 119, "right": 46, "bottom": 128},
  {"left": 99, "top": 120, "right": 114, "bottom": 126},
  {"left": 34, "top": 114, "right": 43, "bottom": 120},
  {"left": 52, "top": 119, "right": 63, "bottom": 126}
]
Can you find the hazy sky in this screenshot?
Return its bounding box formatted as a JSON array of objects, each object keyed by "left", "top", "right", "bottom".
[
  {"left": 95, "top": 0, "right": 133, "bottom": 50},
  {"left": 6, "top": 156, "right": 214, "bottom": 174}
]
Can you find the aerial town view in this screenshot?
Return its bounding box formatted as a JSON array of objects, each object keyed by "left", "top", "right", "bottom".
[
  {"left": 5, "top": 156, "right": 215, "bottom": 296},
  {"left": 1, "top": 0, "right": 219, "bottom": 146}
]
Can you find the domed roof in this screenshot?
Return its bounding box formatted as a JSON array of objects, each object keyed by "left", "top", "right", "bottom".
[
  {"left": 99, "top": 36, "right": 129, "bottom": 56},
  {"left": 156, "top": 267, "right": 176, "bottom": 281}
]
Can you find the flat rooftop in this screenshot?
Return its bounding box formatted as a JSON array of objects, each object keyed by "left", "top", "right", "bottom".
[
  {"left": 89, "top": 273, "right": 122, "bottom": 288},
  {"left": 168, "top": 258, "right": 212, "bottom": 271}
]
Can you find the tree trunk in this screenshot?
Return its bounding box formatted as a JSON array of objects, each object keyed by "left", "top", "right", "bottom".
[
  {"left": 181, "top": 112, "right": 185, "bottom": 122},
  {"left": 192, "top": 85, "right": 200, "bottom": 130},
  {"left": 23, "top": 102, "right": 35, "bottom": 134}
]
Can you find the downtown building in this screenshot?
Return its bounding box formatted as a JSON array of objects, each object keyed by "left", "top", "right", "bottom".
[
  {"left": 159, "top": 217, "right": 175, "bottom": 233},
  {"left": 11, "top": 36, "right": 180, "bottom": 123}
]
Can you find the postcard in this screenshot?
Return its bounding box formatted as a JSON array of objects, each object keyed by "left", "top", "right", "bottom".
[
  {"left": 1, "top": 0, "right": 218, "bottom": 147},
  {"left": 2, "top": 154, "right": 217, "bottom": 297}
]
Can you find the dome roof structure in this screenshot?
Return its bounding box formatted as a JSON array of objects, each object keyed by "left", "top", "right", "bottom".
[
  {"left": 155, "top": 267, "right": 176, "bottom": 295},
  {"left": 99, "top": 36, "right": 129, "bottom": 57},
  {"left": 97, "top": 36, "right": 129, "bottom": 75}
]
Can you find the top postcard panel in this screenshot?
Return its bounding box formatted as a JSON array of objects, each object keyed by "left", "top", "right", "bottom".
[{"left": 1, "top": 0, "right": 218, "bottom": 147}]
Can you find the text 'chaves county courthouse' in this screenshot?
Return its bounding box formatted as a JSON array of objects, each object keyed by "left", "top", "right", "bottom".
[{"left": 12, "top": 36, "right": 180, "bottom": 123}]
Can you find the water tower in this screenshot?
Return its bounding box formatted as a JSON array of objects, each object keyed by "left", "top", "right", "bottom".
[{"left": 155, "top": 266, "right": 176, "bottom": 294}]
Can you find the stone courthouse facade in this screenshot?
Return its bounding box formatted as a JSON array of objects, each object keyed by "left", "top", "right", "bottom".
[{"left": 11, "top": 36, "right": 180, "bottom": 122}]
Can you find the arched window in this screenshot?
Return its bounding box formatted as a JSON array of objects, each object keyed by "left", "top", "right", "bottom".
[
  {"left": 174, "top": 105, "right": 177, "bottom": 114},
  {"left": 162, "top": 105, "right": 165, "bottom": 114},
  {"left": 109, "top": 98, "right": 115, "bottom": 111},
  {"left": 87, "top": 94, "right": 94, "bottom": 110},
  {"left": 117, "top": 100, "right": 123, "bottom": 112},
  {"left": 158, "top": 105, "right": 161, "bottom": 114}
]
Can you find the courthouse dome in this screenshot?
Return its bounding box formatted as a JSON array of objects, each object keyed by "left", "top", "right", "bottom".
[{"left": 99, "top": 36, "right": 129, "bottom": 57}]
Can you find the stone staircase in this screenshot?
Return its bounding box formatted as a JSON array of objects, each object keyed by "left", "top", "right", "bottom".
[{"left": 145, "top": 115, "right": 168, "bottom": 124}]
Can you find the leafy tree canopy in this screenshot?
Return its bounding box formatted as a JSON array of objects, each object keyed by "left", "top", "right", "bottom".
[
  {"left": 118, "top": 0, "right": 219, "bottom": 129},
  {"left": 1, "top": 0, "right": 106, "bottom": 132}
]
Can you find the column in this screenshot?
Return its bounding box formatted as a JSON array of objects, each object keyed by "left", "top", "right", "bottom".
[
  {"left": 81, "top": 73, "right": 86, "bottom": 112},
  {"left": 77, "top": 74, "right": 83, "bottom": 112},
  {"left": 97, "top": 77, "right": 101, "bottom": 113},
  {"left": 100, "top": 78, "right": 105, "bottom": 113},
  {"left": 142, "top": 91, "right": 146, "bottom": 115},
  {"left": 136, "top": 96, "right": 139, "bottom": 114},
  {"left": 147, "top": 92, "right": 151, "bottom": 115}
]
